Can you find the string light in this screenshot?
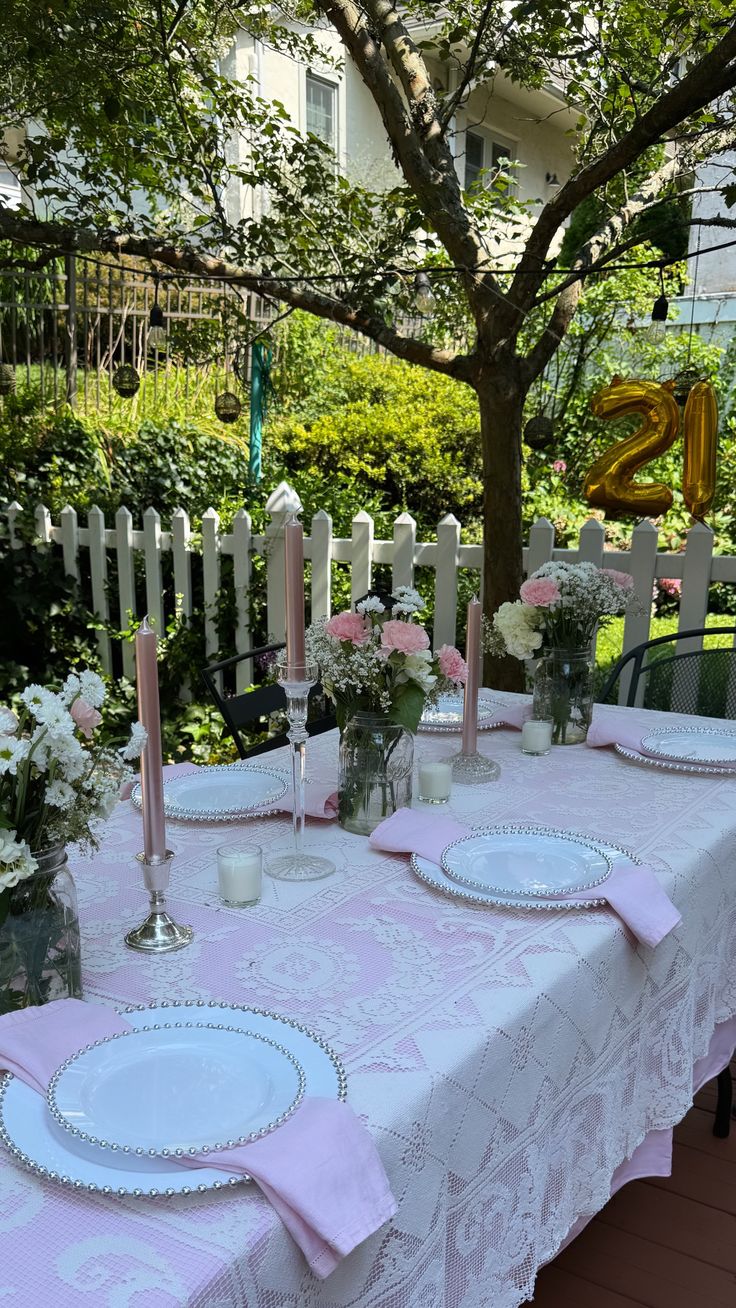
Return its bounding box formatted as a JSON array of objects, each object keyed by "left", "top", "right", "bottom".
[
  {"left": 413, "top": 271, "right": 436, "bottom": 313},
  {"left": 148, "top": 276, "right": 167, "bottom": 348},
  {"left": 646, "top": 266, "right": 669, "bottom": 344}
]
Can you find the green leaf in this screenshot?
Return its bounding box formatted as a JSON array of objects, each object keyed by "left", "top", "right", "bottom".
[{"left": 391, "top": 682, "right": 425, "bottom": 734}]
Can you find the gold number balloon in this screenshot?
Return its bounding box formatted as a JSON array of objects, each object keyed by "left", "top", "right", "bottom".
[
  {"left": 584, "top": 377, "right": 681, "bottom": 517},
  {"left": 682, "top": 380, "right": 718, "bottom": 520}
]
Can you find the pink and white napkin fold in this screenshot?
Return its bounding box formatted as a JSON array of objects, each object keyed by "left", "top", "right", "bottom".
[
  {"left": 121, "top": 763, "right": 338, "bottom": 820},
  {"left": 370, "top": 807, "right": 681, "bottom": 949},
  {"left": 0, "top": 999, "right": 396, "bottom": 1278},
  {"left": 586, "top": 709, "right": 660, "bottom": 754}
]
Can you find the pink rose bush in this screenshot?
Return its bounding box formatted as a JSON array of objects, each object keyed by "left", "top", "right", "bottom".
[
  {"left": 490, "top": 561, "right": 639, "bottom": 660},
  {"left": 307, "top": 588, "right": 467, "bottom": 732}
]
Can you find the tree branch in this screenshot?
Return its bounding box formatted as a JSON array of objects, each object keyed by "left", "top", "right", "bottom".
[{"left": 0, "top": 205, "right": 477, "bottom": 382}]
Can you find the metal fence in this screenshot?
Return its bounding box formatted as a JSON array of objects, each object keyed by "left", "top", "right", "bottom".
[{"left": 4, "top": 487, "right": 734, "bottom": 704}]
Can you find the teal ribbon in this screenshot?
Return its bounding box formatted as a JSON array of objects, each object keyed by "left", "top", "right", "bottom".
[{"left": 249, "top": 342, "right": 273, "bottom": 483}]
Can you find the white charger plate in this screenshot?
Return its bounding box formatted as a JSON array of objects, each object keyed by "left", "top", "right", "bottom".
[
  {"left": 639, "top": 727, "right": 736, "bottom": 767},
  {"left": 614, "top": 744, "right": 735, "bottom": 776},
  {"left": 410, "top": 826, "right": 644, "bottom": 911},
  {"left": 418, "top": 693, "right": 505, "bottom": 733},
  {"left": 47, "top": 1022, "right": 305, "bottom": 1155},
  {"left": 131, "top": 765, "right": 287, "bottom": 822},
  {"left": 440, "top": 825, "right": 612, "bottom": 898},
  {"left": 0, "top": 1002, "right": 347, "bottom": 1198}
]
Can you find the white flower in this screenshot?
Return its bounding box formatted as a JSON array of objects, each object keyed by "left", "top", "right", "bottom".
[
  {"left": 20, "top": 684, "right": 67, "bottom": 724},
  {"left": 494, "top": 602, "right": 544, "bottom": 661},
  {"left": 0, "top": 708, "right": 18, "bottom": 735},
  {"left": 0, "top": 736, "right": 31, "bottom": 776},
  {"left": 0, "top": 831, "right": 37, "bottom": 891},
  {"left": 391, "top": 586, "right": 424, "bottom": 616},
  {"left": 400, "top": 650, "right": 437, "bottom": 693},
  {"left": 45, "top": 779, "right": 76, "bottom": 810},
  {"left": 356, "top": 596, "right": 386, "bottom": 615},
  {"left": 60, "top": 673, "right": 81, "bottom": 706},
  {"left": 121, "top": 721, "right": 147, "bottom": 761},
  {"left": 79, "top": 671, "right": 105, "bottom": 708}
]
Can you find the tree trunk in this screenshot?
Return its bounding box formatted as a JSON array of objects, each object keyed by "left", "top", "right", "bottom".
[{"left": 477, "top": 364, "right": 527, "bottom": 692}]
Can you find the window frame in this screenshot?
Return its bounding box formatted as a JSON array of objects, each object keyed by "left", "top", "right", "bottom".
[{"left": 463, "top": 126, "right": 518, "bottom": 194}]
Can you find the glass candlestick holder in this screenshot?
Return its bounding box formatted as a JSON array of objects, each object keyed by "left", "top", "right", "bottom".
[{"left": 265, "top": 660, "right": 336, "bottom": 882}]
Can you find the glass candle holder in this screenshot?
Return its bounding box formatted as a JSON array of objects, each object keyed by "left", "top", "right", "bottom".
[
  {"left": 217, "top": 843, "right": 263, "bottom": 906},
  {"left": 417, "top": 760, "right": 452, "bottom": 804},
  {"left": 521, "top": 720, "right": 553, "bottom": 756}
]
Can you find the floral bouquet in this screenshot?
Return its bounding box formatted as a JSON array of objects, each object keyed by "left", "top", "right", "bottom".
[
  {"left": 306, "top": 586, "right": 468, "bottom": 733},
  {"left": 1, "top": 670, "right": 145, "bottom": 1011},
  {"left": 307, "top": 587, "right": 467, "bottom": 832},
  {"left": 489, "top": 563, "right": 637, "bottom": 744}
]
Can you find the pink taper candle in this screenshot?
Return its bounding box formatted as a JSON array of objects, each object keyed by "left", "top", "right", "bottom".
[
  {"left": 461, "top": 596, "right": 481, "bottom": 755},
  {"left": 284, "top": 515, "right": 306, "bottom": 675},
  {"left": 135, "top": 616, "right": 167, "bottom": 862}
]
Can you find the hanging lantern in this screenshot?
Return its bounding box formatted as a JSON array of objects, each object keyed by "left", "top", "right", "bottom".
[
  {"left": 523, "top": 413, "right": 554, "bottom": 449},
  {"left": 0, "top": 363, "right": 16, "bottom": 395},
  {"left": 112, "top": 364, "right": 141, "bottom": 398},
  {"left": 215, "top": 390, "right": 242, "bottom": 423},
  {"left": 672, "top": 366, "right": 703, "bottom": 407}
]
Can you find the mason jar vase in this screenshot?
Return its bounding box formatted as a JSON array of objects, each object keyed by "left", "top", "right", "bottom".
[
  {"left": 0, "top": 844, "right": 83, "bottom": 1014},
  {"left": 532, "top": 647, "right": 595, "bottom": 745},
  {"left": 337, "top": 712, "right": 414, "bottom": 835}
]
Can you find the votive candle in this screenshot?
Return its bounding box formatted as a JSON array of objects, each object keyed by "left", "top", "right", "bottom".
[
  {"left": 217, "top": 843, "right": 263, "bottom": 906},
  {"left": 135, "top": 616, "right": 167, "bottom": 862},
  {"left": 521, "top": 720, "right": 553, "bottom": 756},
  {"left": 284, "top": 515, "right": 306, "bottom": 675},
  {"left": 461, "top": 596, "right": 481, "bottom": 755},
  {"left": 418, "top": 761, "right": 452, "bottom": 803}
]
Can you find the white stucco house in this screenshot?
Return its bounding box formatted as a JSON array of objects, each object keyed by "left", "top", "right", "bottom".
[{"left": 224, "top": 23, "right": 577, "bottom": 251}]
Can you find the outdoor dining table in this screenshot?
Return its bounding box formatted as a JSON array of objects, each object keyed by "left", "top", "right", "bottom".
[{"left": 1, "top": 694, "right": 735, "bottom": 1308}]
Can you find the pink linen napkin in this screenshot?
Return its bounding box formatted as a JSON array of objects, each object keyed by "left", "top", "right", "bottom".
[
  {"left": 481, "top": 701, "right": 529, "bottom": 731},
  {"left": 121, "top": 763, "right": 338, "bottom": 820},
  {"left": 586, "top": 708, "right": 657, "bottom": 753},
  {"left": 370, "top": 808, "right": 681, "bottom": 949},
  {"left": 0, "top": 999, "right": 396, "bottom": 1278}
]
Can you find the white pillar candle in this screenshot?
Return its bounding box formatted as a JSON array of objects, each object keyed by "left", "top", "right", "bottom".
[
  {"left": 521, "top": 720, "right": 553, "bottom": 756},
  {"left": 418, "top": 761, "right": 453, "bottom": 803},
  {"left": 217, "top": 843, "right": 263, "bottom": 906}
]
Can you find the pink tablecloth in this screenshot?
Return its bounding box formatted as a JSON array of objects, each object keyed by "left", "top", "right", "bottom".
[{"left": 1, "top": 695, "right": 735, "bottom": 1308}]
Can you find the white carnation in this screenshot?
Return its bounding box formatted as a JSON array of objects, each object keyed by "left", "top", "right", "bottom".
[
  {"left": 401, "top": 650, "right": 437, "bottom": 693},
  {"left": 494, "top": 602, "right": 544, "bottom": 661}
]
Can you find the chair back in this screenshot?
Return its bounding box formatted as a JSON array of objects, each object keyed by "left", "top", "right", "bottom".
[
  {"left": 201, "top": 642, "right": 336, "bottom": 758},
  {"left": 598, "top": 627, "right": 736, "bottom": 718}
]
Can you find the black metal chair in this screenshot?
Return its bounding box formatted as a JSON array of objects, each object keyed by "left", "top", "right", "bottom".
[
  {"left": 200, "top": 641, "right": 336, "bottom": 759},
  {"left": 598, "top": 625, "right": 736, "bottom": 715},
  {"left": 599, "top": 625, "right": 736, "bottom": 1138}
]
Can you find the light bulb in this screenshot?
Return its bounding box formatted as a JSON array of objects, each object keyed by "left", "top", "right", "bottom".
[
  {"left": 148, "top": 302, "right": 167, "bottom": 349},
  {"left": 647, "top": 292, "right": 668, "bottom": 345},
  {"left": 414, "top": 271, "right": 435, "bottom": 314}
]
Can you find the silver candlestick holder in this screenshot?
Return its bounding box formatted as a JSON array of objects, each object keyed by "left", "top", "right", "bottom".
[
  {"left": 266, "top": 659, "right": 336, "bottom": 882},
  {"left": 125, "top": 850, "right": 194, "bottom": 952}
]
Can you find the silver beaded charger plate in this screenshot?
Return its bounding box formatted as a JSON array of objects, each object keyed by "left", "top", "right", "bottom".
[
  {"left": 639, "top": 727, "right": 736, "bottom": 767},
  {"left": 131, "top": 764, "right": 287, "bottom": 821},
  {"left": 46, "top": 1022, "right": 306, "bottom": 1156},
  {"left": 418, "top": 693, "right": 506, "bottom": 733},
  {"left": 613, "top": 744, "right": 735, "bottom": 776},
  {"left": 411, "top": 827, "right": 644, "bottom": 910},
  {"left": 0, "top": 1002, "right": 347, "bottom": 1199},
  {"left": 440, "top": 824, "right": 612, "bottom": 898}
]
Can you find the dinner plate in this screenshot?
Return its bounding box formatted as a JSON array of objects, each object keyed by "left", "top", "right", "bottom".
[
  {"left": 418, "top": 693, "right": 505, "bottom": 733},
  {"left": 47, "top": 1022, "right": 305, "bottom": 1155},
  {"left": 411, "top": 827, "right": 642, "bottom": 911},
  {"left": 439, "top": 825, "right": 612, "bottom": 897},
  {"left": 639, "top": 727, "right": 736, "bottom": 767},
  {"left": 131, "top": 765, "right": 287, "bottom": 822},
  {"left": 0, "top": 1002, "right": 347, "bottom": 1198},
  {"left": 614, "top": 744, "right": 735, "bottom": 776}
]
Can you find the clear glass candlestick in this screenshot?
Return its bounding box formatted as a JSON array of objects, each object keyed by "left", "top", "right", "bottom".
[{"left": 265, "top": 660, "right": 336, "bottom": 882}]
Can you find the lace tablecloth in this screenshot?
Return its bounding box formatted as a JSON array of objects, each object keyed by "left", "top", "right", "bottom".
[{"left": 2, "top": 698, "right": 736, "bottom": 1308}]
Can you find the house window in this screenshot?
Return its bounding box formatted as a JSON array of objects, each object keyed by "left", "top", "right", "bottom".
[
  {"left": 306, "top": 73, "right": 336, "bottom": 148},
  {"left": 464, "top": 130, "right": 515, "bottom": 192}
]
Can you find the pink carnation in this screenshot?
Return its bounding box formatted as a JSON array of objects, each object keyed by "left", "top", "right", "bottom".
[
  {"left": 552, "top": 459, "right": 567, "bottom": 474},
  {"left": 71, "top": 698, "right": 102, "bottom": 739},
  {"left": 519, "top": 577, "right": 561, "bottom": 608},
  {"left": 601, "top": 568, "right": 634, "bottom": 590},
  {"left": 380, "top": 620, "right": 430, "bottom": 655},
  {"left": 325, "top": 611, "right": 370, "bottom": 644},
  {"left": 436, "top": 644, "right": 468, "bottom": 684}
]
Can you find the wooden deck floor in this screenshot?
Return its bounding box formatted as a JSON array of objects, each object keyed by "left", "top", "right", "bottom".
[{"left": 531, "top": 1062, "right": 736, "bottom": 1307}]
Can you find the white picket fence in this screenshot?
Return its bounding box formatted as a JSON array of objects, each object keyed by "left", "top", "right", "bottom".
[{"left": 4, "top": 481, "right": 735, "bottom": 698}]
